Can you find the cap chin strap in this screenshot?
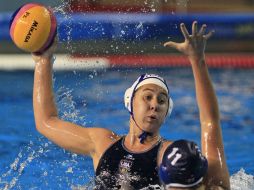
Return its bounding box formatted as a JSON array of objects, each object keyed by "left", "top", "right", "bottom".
[
  {"left": 131, "top": 114, "right": 153, "bottom": 144},
  {"left": 139, "top": 131, "right": 153, "bottom": 144}
]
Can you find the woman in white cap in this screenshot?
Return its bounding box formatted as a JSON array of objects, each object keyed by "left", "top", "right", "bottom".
[{"left": 32, "top": 21, "right": 230, "bottom": 189}]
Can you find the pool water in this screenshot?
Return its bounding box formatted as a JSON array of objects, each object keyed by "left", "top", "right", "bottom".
[{"left": 0, "top": 68, "right": 254, "bottom": 189}]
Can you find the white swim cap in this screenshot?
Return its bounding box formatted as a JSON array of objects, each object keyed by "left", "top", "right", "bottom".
[{"left": 124, "top": 74, "right": 173, "bottom": 116}]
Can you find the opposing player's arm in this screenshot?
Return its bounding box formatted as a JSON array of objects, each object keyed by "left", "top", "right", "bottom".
[{"left": 164, "top": 21, "right": 230, "bottom": 189}]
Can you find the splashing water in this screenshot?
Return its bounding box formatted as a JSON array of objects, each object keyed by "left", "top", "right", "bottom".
[
  {"left": 0, "top": 140, "right": 49, "bottom": 190},
  {"left": 230, "top": 168, "right": 254, "bottom": 190},
  {"left": 56, "top": 86, "right": 86, "bottom": 126},
  {"left": 0, "top": 77, "right": 91, "bottom": 190},
  {"left": 52, "top": 0, "right": 75, "bottom": 54},
  {"left": 135, "top": 22, "right": 145, "bottom": 39},
  {"left": 0, "top": 137, "right": 94, "bottom": 189}
]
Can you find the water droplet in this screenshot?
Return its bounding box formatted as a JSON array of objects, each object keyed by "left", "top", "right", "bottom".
[{"left": 66, "top": 167, "right": 73, "bottom": 173}]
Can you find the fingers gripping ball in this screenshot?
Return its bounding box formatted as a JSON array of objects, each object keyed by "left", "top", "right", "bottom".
[{"left": 9, "top": 3, "right": 57, "bottom": 54}]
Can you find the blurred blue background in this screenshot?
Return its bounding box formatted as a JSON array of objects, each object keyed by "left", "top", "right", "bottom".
[{"left": 1, "top": 0, "right": 254, "bottom": 54}]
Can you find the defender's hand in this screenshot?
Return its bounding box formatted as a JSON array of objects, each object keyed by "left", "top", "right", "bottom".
[{"left": 164, "top": 21, "right": 214, "bottom": 61}]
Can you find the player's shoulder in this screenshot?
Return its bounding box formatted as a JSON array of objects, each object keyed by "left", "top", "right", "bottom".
[{"left": 89, "top": 127, "right": 121, "bottom": 141}]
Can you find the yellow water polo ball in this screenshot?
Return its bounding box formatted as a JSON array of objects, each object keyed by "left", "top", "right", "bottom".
[{"left": 9, "top": 3, "right": 57, "bottom": 54}]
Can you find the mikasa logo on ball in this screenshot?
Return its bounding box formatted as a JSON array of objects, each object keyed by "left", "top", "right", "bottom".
[
  {"left": 10, "top": 3, "right": 57, "bottom": 53},
  {"left": 24, "top": 20, "right": 38, "bottom": 43}
]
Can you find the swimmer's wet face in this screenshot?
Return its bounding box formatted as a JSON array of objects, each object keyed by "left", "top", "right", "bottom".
[
  {"left": 132, "top": 84, "right": 169, "bottom": 133},
  {"left": 124, "top": 74, "right": 173, "bottom": 117},
  {"left": 124, "top": 74, "right": 173, "bottom": 142}
]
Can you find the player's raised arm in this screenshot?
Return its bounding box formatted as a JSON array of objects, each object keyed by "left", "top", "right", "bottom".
[
  {"left": 32, "top": 40, "right": 118, "bottom": 169},
  {"left": 164, "top": 21, "right": 230, "bottom": 189}
]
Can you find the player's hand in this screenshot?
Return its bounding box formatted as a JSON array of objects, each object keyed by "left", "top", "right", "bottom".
[{"left": 164, "top": 21, "right": 214, "bottom": 61}]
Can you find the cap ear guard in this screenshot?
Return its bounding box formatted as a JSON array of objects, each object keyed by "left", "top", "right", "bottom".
[
  {"left": 124, "top": 87, "right": 133, "bottom": 114},
  {"left": 167, "top": 97, "right": 174, "bottom": 117}
]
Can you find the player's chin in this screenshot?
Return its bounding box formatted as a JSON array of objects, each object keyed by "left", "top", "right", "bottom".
[{"left": 143, "top": 122, "right": 161, "bottom": 133}]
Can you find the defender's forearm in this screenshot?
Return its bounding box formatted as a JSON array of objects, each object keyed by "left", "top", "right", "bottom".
[
  {"left": 190, "top": 56, "right": 230, "bottom": 189},
  {"left": 189, "top": 56, "right": 219, "bottom": 123}
]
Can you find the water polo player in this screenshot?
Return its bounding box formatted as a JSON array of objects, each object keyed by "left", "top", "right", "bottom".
[
  {"left": 159, "top": 140, "right": 208, "bottom": 190},
  {"left": 31, "top": 21, "right": 230, "bottom": 189}
]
